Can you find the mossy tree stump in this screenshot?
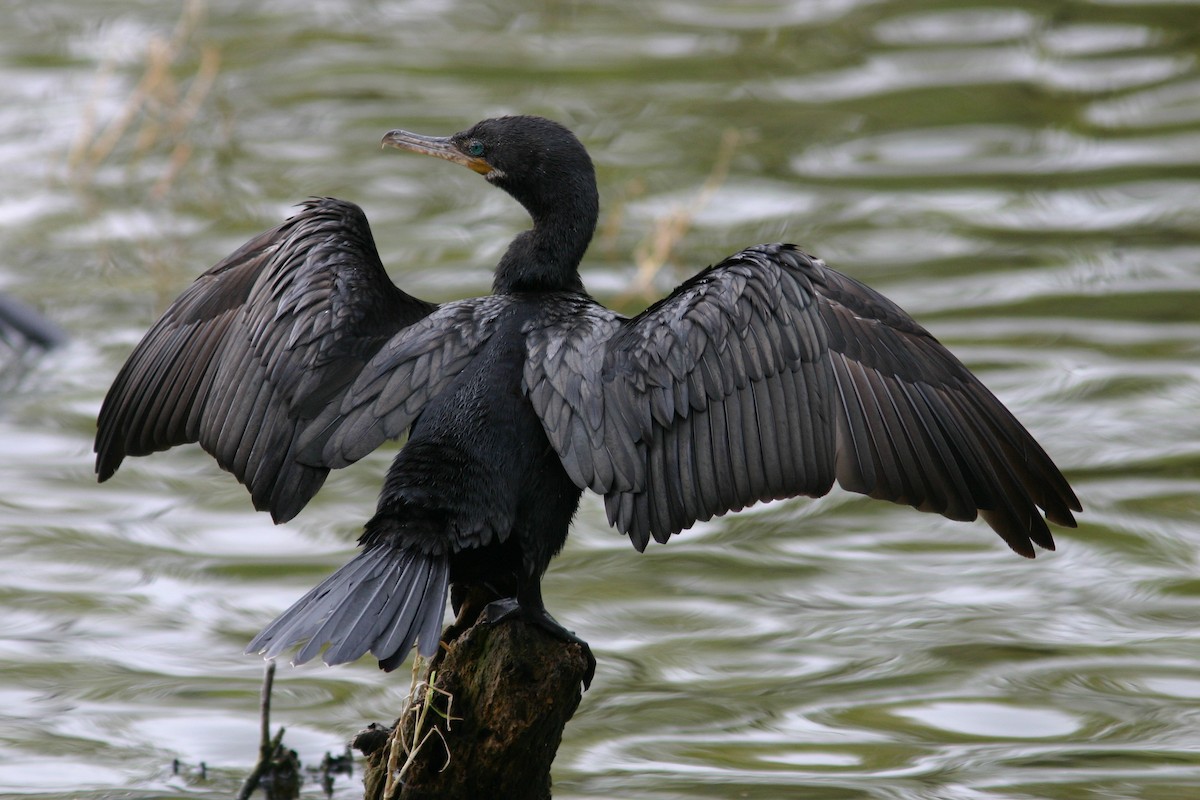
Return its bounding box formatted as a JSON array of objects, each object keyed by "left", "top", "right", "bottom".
[{"left": 355, "top": 616, "right": 590, "bottom": 800}]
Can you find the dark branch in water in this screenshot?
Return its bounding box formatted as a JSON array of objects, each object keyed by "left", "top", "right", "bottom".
[{"left": 238, "top": 661, "right": 301, "bottom": 800}]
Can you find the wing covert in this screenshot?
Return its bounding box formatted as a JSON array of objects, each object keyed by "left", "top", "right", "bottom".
[
  {"left": 523, "top": 294, "right": 639, "bottom": 495},
  {"left": 599, "top": 246, "right": 838, "bottom": 549},
  {"left": 526, "top": 247, "right": 840, "bottom": 551},
  {"left": 299, "top": 296, "right": 513, "bottom": 468}
]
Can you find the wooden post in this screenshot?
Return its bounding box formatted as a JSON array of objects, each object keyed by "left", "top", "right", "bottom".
[{"left": 355, "top": 617, "right": 590, "bottom": 800}]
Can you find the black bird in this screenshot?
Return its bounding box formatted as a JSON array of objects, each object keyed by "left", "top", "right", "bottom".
[{"left": 94, "top": 115, "right": 1080, "bottom": 685}]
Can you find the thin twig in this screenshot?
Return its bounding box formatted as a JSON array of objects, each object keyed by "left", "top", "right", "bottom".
[
  {"left": 261, "top": 660, "right": 276, "bottom": 755},
  {"left": 236, "top": 660, "right": 280, "bottom": 800}
]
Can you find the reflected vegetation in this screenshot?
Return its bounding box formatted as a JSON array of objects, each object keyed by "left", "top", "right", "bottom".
[{"left": 1, "top": 0, "right": 1198, "bottom": 797}]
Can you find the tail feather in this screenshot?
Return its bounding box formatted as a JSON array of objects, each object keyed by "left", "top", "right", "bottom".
[
  {"left": 246, "top": 546, "right": 449, "bottom": 670},
  {"left": 294, "top": 557, "right": 397, "bottom": 665},
  {"left": 253, "top": 550, "right": 382, "bottom": 661},
  {"left": 376, "top": 564, "right": 448, "bottom": 669},
  {"left": 297, "top": 547, "right": 433, "bottom": 664},
  {"left": 369, "top": 571, "right": 427, "bottom": 659}
]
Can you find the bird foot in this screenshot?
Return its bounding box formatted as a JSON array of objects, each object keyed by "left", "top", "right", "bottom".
[{"left": 484, "top": 598, "right": 596, "bottom": 690}]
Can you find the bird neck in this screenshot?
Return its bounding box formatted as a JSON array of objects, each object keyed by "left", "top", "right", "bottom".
[{"left": 493, "top": 190, "right": 597, "bottom": 295}]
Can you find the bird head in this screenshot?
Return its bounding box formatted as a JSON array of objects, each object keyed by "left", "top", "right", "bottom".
[{"left": 382, "top": 115, "right": 597, "bottom": 225}]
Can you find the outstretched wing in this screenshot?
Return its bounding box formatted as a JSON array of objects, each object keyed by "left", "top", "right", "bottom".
[
  {"left": 94, "top": 197, "right": 435, "bottom": 522},
  {"left": 527, "top": 244, "right": 1080, "bottom": 556}
]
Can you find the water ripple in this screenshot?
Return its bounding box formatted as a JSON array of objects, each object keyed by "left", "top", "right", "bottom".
[{"left": 2, "top": 1, "right": 1198, "bottom": 798}]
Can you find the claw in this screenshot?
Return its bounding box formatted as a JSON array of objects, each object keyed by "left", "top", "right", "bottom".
[{"left": 484, "top": 598, "right": 596, "bottom": 689}]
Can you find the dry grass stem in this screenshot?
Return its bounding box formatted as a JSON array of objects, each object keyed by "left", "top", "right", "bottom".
[
  {"left": 618, "top": 128, "right": 743, "bottom": 303},
  {"left": 67, "top": 0, "right": 218, "bottom": 198},
  {"left": 382, "top": 659, "right": 456, "bottom": 798}
]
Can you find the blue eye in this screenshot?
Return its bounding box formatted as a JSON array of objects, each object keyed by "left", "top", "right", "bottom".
[{"left": 467, "top": 140, "right": 485, "bottom": 157}]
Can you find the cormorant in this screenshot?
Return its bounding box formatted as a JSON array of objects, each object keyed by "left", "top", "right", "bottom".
[{"left": 94, "top": 115, "right": 1080, "bottom": 687}]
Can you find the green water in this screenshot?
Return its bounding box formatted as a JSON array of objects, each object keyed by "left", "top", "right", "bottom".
[{"left": 1, "top": 1, "right": 1198, "bottom": 797}]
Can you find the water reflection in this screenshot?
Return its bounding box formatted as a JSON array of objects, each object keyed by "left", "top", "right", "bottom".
[{"left": 2, "top": 0, "right": 1199, "bottom": 798}]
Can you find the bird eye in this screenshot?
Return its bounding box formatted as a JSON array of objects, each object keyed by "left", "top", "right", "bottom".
[{"left": 467, "top": 140, "right": 485, "bottom": 157}]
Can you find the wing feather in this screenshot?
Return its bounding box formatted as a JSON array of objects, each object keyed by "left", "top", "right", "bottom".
[{"left": 803, "top": 251, "right": 1080, "bottom": 552}]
